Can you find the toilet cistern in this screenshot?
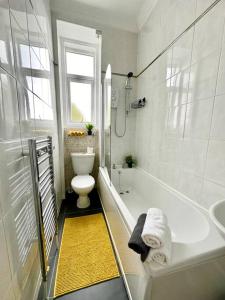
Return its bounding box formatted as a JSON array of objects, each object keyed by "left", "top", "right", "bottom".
[{"left": 70, "top": 152, "right": 95, "bottom": 208}]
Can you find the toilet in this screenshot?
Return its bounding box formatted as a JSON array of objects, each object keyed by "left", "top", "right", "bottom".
[{"left": 71, "top": 152, "right": 95, "bottom": 208}]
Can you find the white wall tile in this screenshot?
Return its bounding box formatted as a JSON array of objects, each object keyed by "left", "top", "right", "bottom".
[
  {"left": 181, "top": 138, "right": 208, "bottom": 177},
  {"left": 177, "top": 170, "right": 203, "bottom": 202},
  {"left": 192, "top": 1, "right": 225, "bottom": 64},
  {"left": 0, "top": 220, "right": 12, "bottom": 298},
  {"left": 200, "top": 179, "right": 225, "bottom": 209},
  {"left": 210, "top": 94, "right": 225, "bottom": 139},
  {"left": 205, "top": 140, "right": 225, "bottom": 187},
  {"left": 216, "top": 28, "right": 225, "bottom": 96},
  {"left": 165, "top": 104, "right": 186, "bottom": 138},
  {"left": 169, "top": 69, "right": 190, "bottom": 106},
  {"left": 188, "top": 52, "right": 220, "bottom": 102},
  {"left": 173, "top": 0, "right": 196, "bottom": 38},
  {"left": 171, "top": 28, "right": 194, "bottom": 76},
  {"left": 184, "top": 98, "right": 213, "bottom": 139},
  {"left": 196, "top": 0, "right": 218, "bottom": 17}
]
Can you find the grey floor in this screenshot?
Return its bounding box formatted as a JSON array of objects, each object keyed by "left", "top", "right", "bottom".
[
  {"left": 57, "top": 278, "right": 128, "bottom": 300},
  {"left": 40, "top": 190, "right": 129, "bottom": 300}
]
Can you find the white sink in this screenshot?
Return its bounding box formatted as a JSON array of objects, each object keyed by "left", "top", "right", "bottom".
[{"left": 209, "top": 200, "right": 225, "bottom": 239}]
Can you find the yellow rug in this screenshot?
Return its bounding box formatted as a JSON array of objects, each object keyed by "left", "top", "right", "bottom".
[{"left": 54, "top": 213, "right": 120, "bottom": 298}]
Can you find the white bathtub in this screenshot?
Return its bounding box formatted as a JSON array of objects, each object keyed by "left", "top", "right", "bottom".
[{"left": 98, "top": 167, "right": 225, "bottom": 300}]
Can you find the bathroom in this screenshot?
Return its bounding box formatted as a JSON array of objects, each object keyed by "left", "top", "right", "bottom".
[{"left": 1, "top": 0, "right": 225, "bottom": 299}]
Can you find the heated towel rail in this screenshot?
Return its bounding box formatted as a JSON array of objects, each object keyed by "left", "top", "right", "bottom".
[{"left": 28, "top": 136, "right": 58, "bottom": 293}]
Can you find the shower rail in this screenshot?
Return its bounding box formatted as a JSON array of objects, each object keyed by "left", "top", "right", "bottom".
[{"left": 28, "top": 136, "right": 58, "bottom": 288}]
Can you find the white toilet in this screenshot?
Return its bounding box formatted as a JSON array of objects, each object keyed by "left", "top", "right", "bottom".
[{"left": 70, "top": 152, "right": 95, "bottom": 208}]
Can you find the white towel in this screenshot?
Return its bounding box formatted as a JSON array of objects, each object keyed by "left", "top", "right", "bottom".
[
  {"left": 141, "top": 208, "right": 168, "bottom": 248},
  {"left": 146, "top": 227, "right": 172, "bottom": 265}
]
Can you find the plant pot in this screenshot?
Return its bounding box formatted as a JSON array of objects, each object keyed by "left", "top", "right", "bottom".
[
  {"left": 127, "top": 163, "right": 133, "bottom": 168},
  {"left": 87, "top": 130, "right": 92, "bottom": 136}
]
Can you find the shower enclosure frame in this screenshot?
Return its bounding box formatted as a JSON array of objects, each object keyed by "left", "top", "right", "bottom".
[{"left": 101, "top": 64, "right": 112, "bottom": 180}]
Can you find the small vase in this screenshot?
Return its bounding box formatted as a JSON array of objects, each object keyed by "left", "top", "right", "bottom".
[
  {"left": 87, "top": 130, "right": 92, "bottom": 136},
  {"left": 127, "top": 163, "right": 132, "bottom": 168}
]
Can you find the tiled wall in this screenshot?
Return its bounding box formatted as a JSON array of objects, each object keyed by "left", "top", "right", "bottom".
[
  {"left": 64, "top": 130, "right": 99, "bottom": 191},
  {"left": 0, "top": 0, "right": 60, "bottom": 299},
  {"left": 136, "top": 0, "right": 225, "bottom": 210}
]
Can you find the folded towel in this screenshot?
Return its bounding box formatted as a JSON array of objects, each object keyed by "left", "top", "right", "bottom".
[
  {"left": 141, "top": 208, "right": 168, "bottom": 248},
  {"left": 128, "top": 214, "right": 150, "bottom": 262},
  {"left": 146, "top": 227, "right": 172, "bottom": 265}
]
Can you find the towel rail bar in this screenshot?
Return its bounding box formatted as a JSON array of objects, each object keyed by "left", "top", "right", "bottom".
[
  {"left": 40, "top": 173, "right": 53, "bottom": 190},
  {"left": 38, "top": 154, "right": 51, "bottom": 165},
  {"left": 39, "top": 166, "right": 52, "bottom": 180},
  {"left": 28, "top": 136, "right": 58, "bottom": 298},
  {"left": 36, "top": 138, "right": 50, "bottom": 144},
  {"left": 41, "top": 182, "right": 53, "bottom": 202},
  {"left": 43, "top": 200, "right": 54, "bottom": 223},
  {"left": 42, "top": 195, "right": 55, "bottom": 217},
  {"left": 36, "top": 144, "right": 49, "bottom": 152}
]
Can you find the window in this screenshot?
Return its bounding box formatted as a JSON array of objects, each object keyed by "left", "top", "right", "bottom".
[
  {"left": 66, "top": 52, "right": 94, "bottom": 76},
  {"left": 70, "top": 81, "right": 92, "bottom": 122},
  {"left": 65, "top": 50, "right": 95, "bottom": 124}
]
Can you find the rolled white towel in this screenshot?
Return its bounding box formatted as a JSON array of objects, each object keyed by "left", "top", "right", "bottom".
[
  {"left": 146, "top": 227, "right": 172, "bottom": 265},
  {"left": 141, "top": 208, "right": 168, "bottom": 248}
]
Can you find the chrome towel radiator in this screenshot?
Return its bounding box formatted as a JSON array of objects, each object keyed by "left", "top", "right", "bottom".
[{"left": 28, "top": 136, "right": 58, "bottom": 294}]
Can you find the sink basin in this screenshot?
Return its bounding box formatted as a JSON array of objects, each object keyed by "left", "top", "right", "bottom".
[{"left": 209, "top": 200, "right": 225, "bottom": 239}]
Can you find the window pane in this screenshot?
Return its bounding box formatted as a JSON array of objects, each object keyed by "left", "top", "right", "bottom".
[
  {"left": 26, "top": 76, "right": 52, "bottom": 106},
  {"left": 29, "top": 46, "right": 50, "bottom": 70},
  {"left": 30, "top": 47, "right": 42, "bottom": 70},
  {"left": 0, "top": 40, "right": 8, "bottom": 64},
  {"left": 70, "top": 81, "right": 92, "bottom": 122},
  {"left": 33, "top": 96, "right": 53, "bottom": 120},
  {"left": 26, "top": 76, "right": 32, "bottom": 90},
  {"left": 20, "top": 44, "right": 31, "bottom": 68},
  {"left": 40, "top": 47, "right": 50, "bottom": 71},
  {"left": 66, "top": 52, "right": 94, "bottom": 77}
]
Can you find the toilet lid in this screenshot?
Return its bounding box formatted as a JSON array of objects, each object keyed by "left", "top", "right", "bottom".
[{"left": 71, "top": 175, "right": 95, "bottom": 189}]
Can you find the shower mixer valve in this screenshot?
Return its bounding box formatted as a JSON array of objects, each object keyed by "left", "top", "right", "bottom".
[{"left": 131, "top": 97, "right": 146, "bottom": 109}]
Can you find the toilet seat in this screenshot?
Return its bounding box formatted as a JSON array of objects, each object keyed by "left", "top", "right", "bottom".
[{"left": 71, "top": 175, "right": 95, "bottom": 191}]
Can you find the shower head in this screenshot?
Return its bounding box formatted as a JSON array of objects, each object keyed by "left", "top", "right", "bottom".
[{"left": 125, "top": 72, "right": 133, "bottom": 89}]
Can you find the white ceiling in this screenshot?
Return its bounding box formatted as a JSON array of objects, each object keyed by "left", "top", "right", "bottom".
[{"left": 50, "top": 0, "right": 157, "bottom": 32}]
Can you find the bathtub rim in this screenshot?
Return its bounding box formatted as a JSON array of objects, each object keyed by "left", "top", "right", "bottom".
[
  {"left": 112, "top": 166, "right": 209, "bottom": 215},
  {"left": 111, "top": 166, "right": 211, "bottom": 244},
  {"left": 98, "top": 166, "right": 225, "bottom": 277}
]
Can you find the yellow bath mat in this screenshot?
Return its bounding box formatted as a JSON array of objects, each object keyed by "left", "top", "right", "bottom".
[{"left": 54, "top": 213, "right": 120, "bottom": 298}]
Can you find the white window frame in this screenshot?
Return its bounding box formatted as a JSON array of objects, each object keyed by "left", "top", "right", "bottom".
[
  {"left": 65, "top": 47, "right": 95, "bottom": 125},
  {"left": 60, "top": 38, "right": 98, "bottom": 128}
]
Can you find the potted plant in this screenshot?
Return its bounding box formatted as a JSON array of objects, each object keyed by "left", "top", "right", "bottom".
[
  {"left": 85, "top": 123, "right": 94, "bottom": 135},
  {"left": 125, "top": 155, "right": 136, "bottom": 168}
]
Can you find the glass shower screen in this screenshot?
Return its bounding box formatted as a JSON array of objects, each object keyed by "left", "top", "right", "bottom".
[{"left": 102, "top": 64, "right": 112, "bottom": 179}]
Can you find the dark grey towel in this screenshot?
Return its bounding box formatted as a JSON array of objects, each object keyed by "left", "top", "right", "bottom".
[{"left": 128, "top": 213, "right": 150, "bottom": 262}]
